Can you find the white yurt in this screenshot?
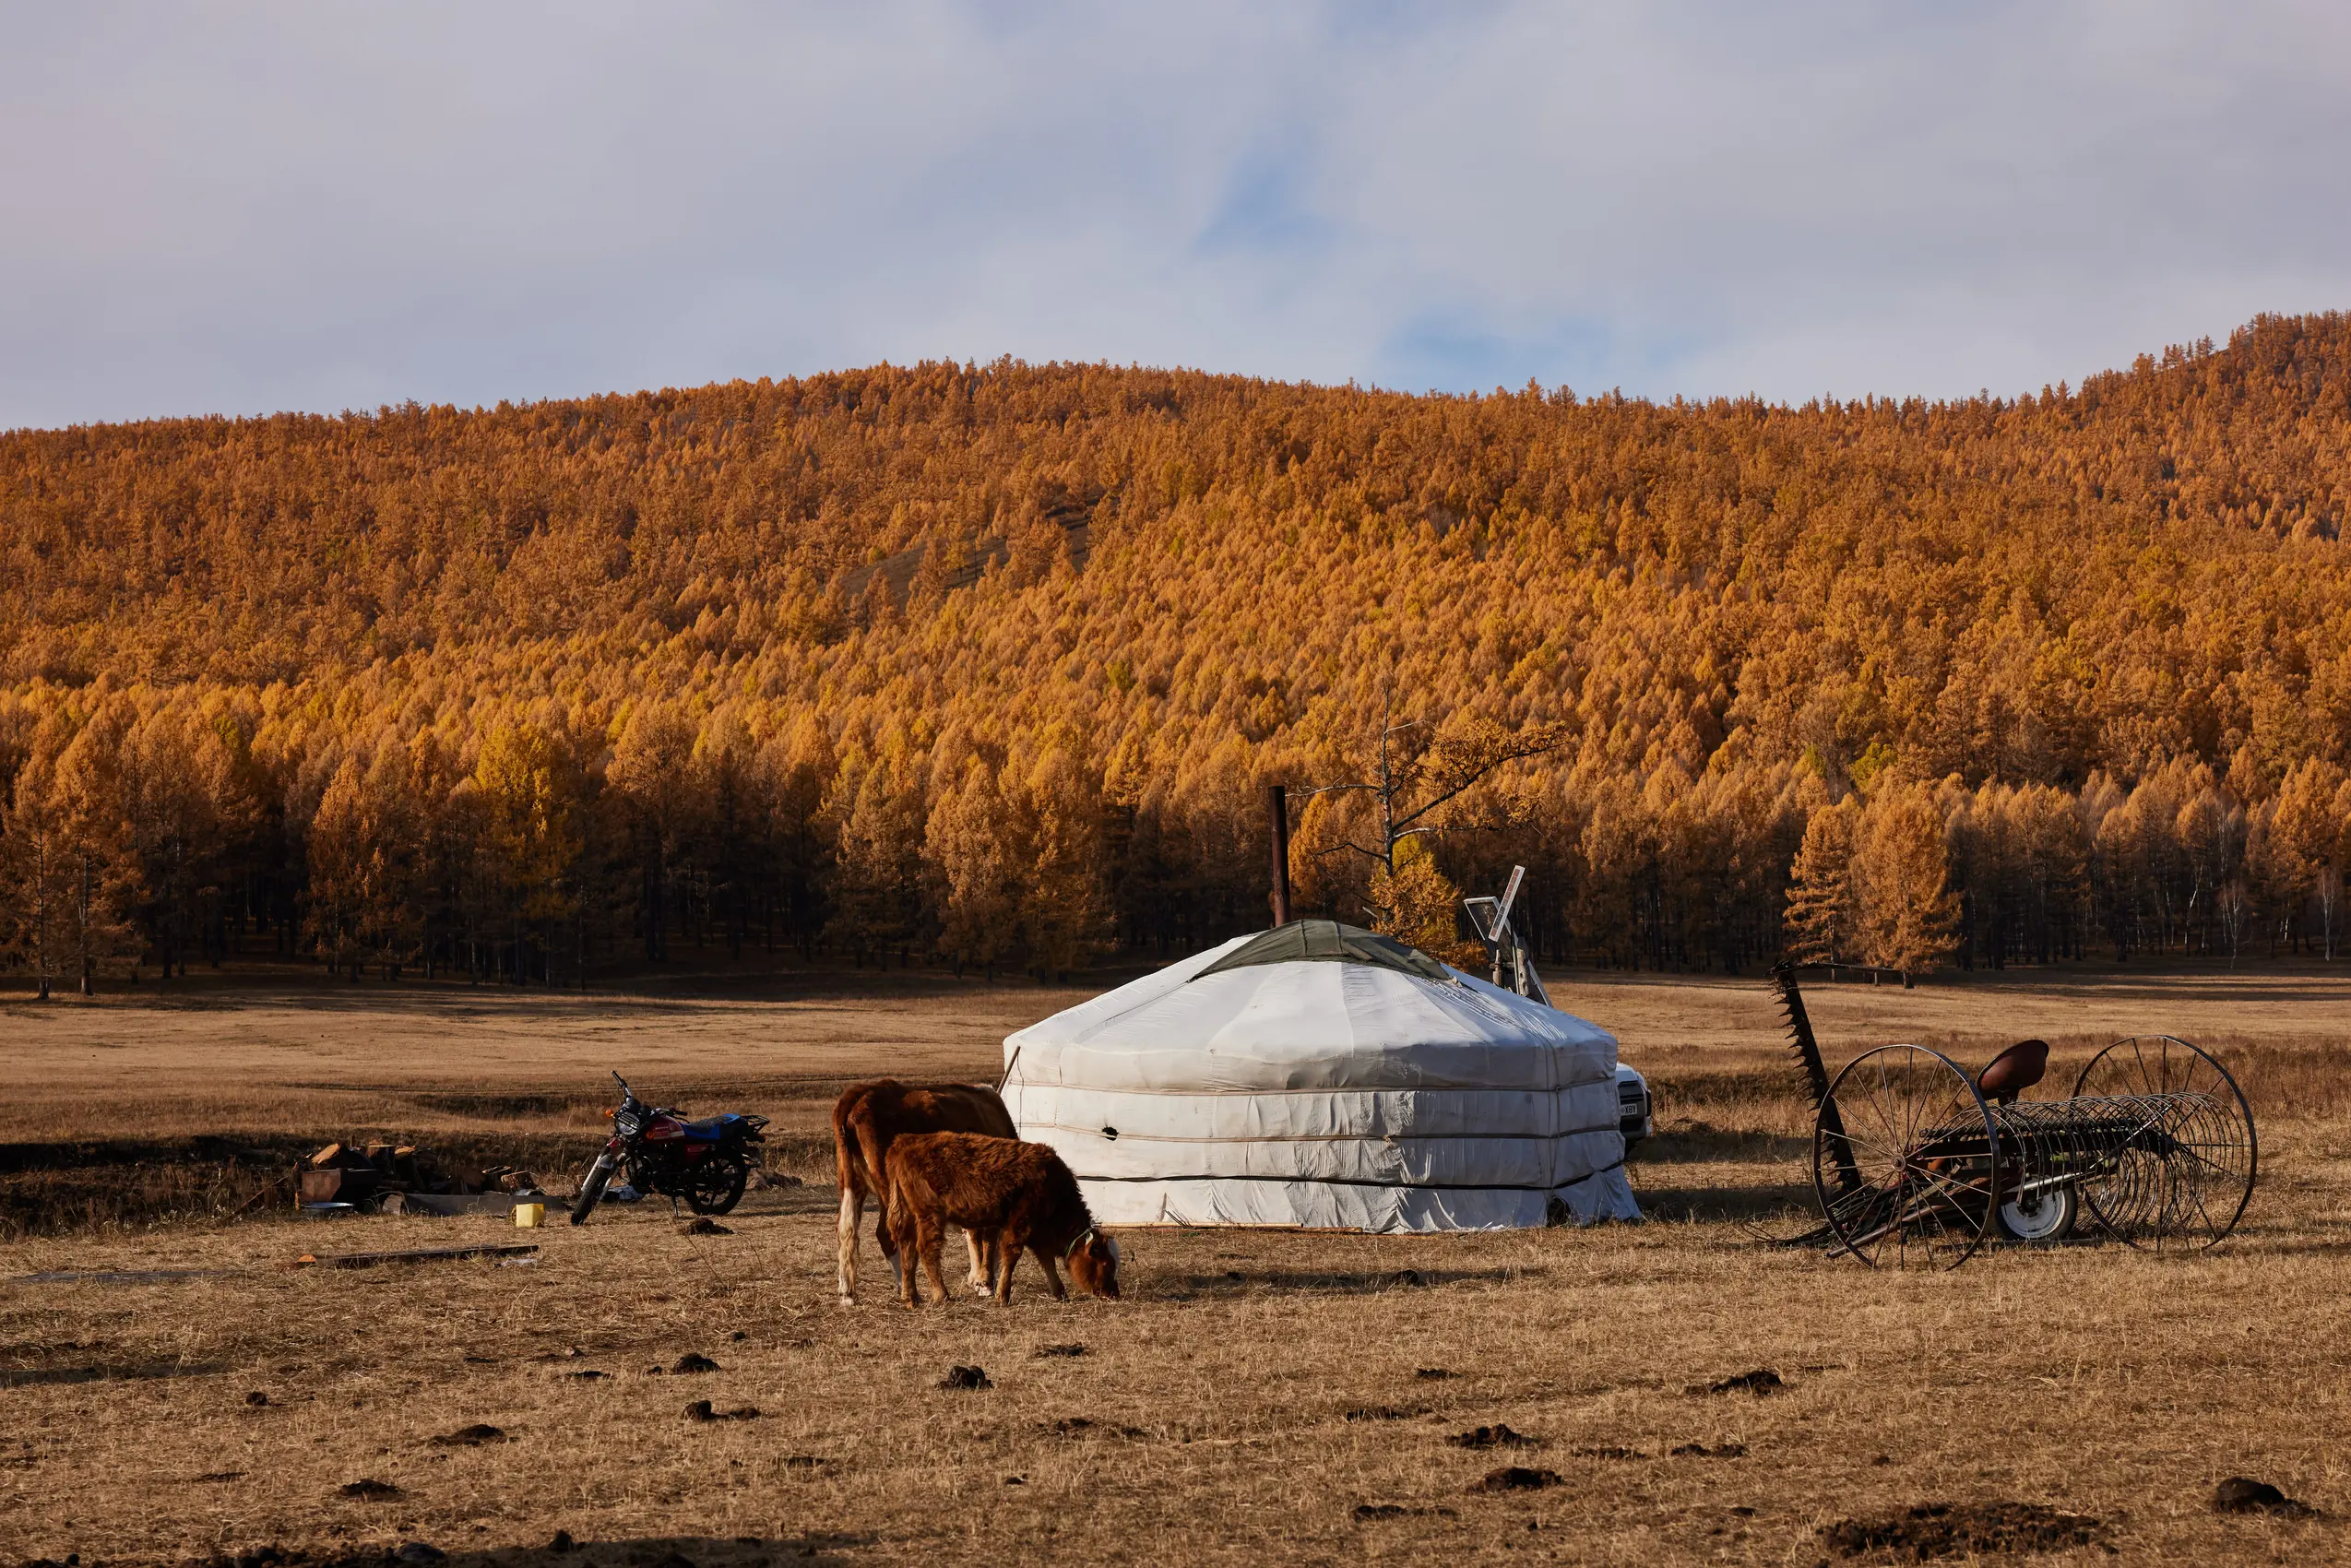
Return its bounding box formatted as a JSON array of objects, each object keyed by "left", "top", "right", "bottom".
[{"left": 1001, "top": 920, "right": 1640, "bottom": 1230}]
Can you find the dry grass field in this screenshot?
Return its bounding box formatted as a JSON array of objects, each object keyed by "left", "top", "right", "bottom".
[{"left": 5, "top": 964, "right": 2351, "bottom": 1565}]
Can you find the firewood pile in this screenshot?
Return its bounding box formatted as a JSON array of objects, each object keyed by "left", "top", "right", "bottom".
[{"left": 297, "top": 1143, "right": 541, "bottom": 1215}]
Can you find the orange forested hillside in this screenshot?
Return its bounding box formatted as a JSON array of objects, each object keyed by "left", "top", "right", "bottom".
[{"left": 6, "top": 313, "right": 2351, "bottom": 989}]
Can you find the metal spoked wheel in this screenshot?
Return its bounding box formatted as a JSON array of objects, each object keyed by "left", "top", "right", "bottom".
[
  {"left": 1814, "top": 1044, "right": 2000, "bottom": 1270},
  {"left": 2071, "top": 1035, "right": 2257, "bottom": 1250}
]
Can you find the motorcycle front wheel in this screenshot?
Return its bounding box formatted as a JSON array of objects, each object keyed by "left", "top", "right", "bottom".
[
  {"left": 686, "top": 1156, "right": 750, "bottom": 1216},
  {"left": 570, "top": 1153, "right": 617, "bottom": 1226}
]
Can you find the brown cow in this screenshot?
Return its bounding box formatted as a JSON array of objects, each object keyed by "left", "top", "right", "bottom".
[
  {"left": 884, "top": 1131, "right": 1122, "bottom": 1308},
  {"left": 833, "top": 1078, "right": 1016, "bottom": 1304}
]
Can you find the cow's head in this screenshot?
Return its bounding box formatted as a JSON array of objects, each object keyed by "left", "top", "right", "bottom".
[{"left": 1064, "top": 1228, "right": 1122, "bottom": 1300}]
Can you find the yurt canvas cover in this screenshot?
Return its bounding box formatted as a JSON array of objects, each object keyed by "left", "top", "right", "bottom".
[{"left": 1002, "top": 921, "right": 1641, "bottom": 1230}]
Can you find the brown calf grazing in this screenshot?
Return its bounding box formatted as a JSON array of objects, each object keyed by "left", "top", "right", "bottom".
[
  {"left": 833, "top": 1078, "right": 1016, "bottom": 1304},
  {"left": 884, "top": 1131, "right": 1122, "bottom": 1308}
]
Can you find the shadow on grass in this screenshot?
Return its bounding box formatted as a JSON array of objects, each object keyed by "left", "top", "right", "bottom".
[
  {"left": 0, "top": 957, "right": 1109, "bottom": 1012},
  {"left": 1634, "top": 1182, "right": 1817, "bottom": 1226},
  {"left": 273, "top": 1536, "right": 876, "bottom": 1567},
  {"left": 0, "top": 1360, "right": 229, "bottom": 1388},
  {"left": 1169, "top": 1265, "right": 1537, "bottom": 1298}
]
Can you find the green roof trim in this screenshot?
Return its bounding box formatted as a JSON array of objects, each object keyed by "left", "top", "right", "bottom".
[{"left": 1195, "top": 920, "right": 1455, "bottom": 985}]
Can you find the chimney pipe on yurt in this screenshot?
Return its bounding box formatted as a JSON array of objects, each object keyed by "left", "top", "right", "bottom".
[{"left": 1267, "top": 784, "right": 1292, "bottom": 926}]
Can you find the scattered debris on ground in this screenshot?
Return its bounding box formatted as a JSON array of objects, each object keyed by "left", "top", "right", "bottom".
[
  {"left": 1573, "top": 1444, "right": 1647, "bottom": 1459},
  {"left": 939, "top": 1364, "right": 992, "bottom": 1391},
  {"left": 1697, "top": 1369, "right": 1783, "bottom": 1396},
  {"left": 1037, "top": 1343, "right": 1087, "bottom": 1358},
  {"left": 1449, "top": 1425, "right": 1540, "bottom": 1449},
  {"left": 683, "top": 1400, "right": 761, "bottom": 1422},
  {"left": 427, "top": 1424, "right": 506, "bottom": 1447},
  {"left": 1414, "top": 1367, "right": 1455, "bottom": 1380},
  {"left": 669, "top": 1353, "right": 720, "bottom": 1374},
  {"left": 1671, "top": 1442, "right": 1747, "bottom": 1458},
  {"left": 1468, "top": 1466, "right": 1563, "bottom": 1493},
  {"left": 244, "top": 1391, "right": 269, "bottom": 1407},
  {"left": 1354, "top": 1503, "right": 1459, "bottom": 1522},
  {"left": 1823, "top": 1501, "right": 2109, "bottom": 1559},
  {"left": 1344, "top": 1406, "right": 1422, "bottom": 1421},
  {"left": 782, "top": 1455, "right": 827, "bottom": 1470},
  {"left": 2212, "top": 1477, "right": 2318, "bottom": 1516},
  {"left": 678, "top": 1218, "right": 732, "bottom": 1236},
  {"left": 298, "top": 1142, "right": 540, "bottom": 1215},
  {"left": 336, "top": 1479, "right": 402, "bottom": 1501}
]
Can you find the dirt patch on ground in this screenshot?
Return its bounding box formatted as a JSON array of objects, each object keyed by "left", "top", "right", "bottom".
[
  {"left": 1823, "top": 1501, "right": 2109, "bottom": 1559},
  {"left": 682, "top": 1400, "right": 759, "bottom": 1422},
  {"left": 1697, "top": 1368, "right": 1782, "bottom": 1396},
  {"left": 2211, "top": 1477, "right": 2319, "bottom": 1516},
  {"left": 1468, "top": 1466, "right": 1563, "bottom": 1493},
  {"left": 426, "top": 1425, "right": 506, "bottom": 1447},
  {"left": 1448, "top": 1425, "right": 1540, "bottom": 1449}
]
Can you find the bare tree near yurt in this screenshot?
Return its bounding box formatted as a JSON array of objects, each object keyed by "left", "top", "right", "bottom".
[{"left": 1293, "top": 702, "right": 1565, "bottom": 944}]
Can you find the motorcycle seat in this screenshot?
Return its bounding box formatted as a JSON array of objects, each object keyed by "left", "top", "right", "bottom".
[{"left": 679, "top": 1115, "right": 747, "bottom": 1139}]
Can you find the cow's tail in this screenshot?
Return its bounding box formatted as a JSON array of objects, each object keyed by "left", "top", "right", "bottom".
[{"left": 834, "top": 1091, "right": 868, "bottom": 1304}]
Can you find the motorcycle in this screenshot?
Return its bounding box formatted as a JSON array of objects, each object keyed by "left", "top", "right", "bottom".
[{"left": 571, "top": 1072, "right": 768, "bottom": 1225}]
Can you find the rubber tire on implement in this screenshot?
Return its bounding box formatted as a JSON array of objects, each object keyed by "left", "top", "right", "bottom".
[{"left": 1997, "top": 1182, "right": 2077, "bottom": 1242}]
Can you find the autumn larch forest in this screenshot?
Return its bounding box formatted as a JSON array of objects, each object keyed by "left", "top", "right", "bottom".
[{"left": 6, "top": 313, "right": 2351, "bottom": 994}]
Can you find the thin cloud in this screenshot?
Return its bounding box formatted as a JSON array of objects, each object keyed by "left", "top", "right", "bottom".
[{"left": 3, "top": 2, "right": 2347, "bottom": 428}]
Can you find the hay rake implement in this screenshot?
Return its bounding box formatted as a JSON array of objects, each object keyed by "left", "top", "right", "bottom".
[{"left": 1771, "top": 966, "right": 2257, "bottom": 1269}]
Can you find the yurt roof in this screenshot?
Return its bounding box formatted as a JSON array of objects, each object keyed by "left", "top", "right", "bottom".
[
  {"left": 1005, "top": 920, "right": 1615, "bottom": 1091},
  {"left": 1194, "top": 918, "right": 1453, "bottom": 983}
]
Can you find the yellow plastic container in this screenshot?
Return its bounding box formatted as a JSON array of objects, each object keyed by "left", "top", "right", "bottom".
[{"left": 513, "top": 1201, "right": 544, "bottom": 1229}]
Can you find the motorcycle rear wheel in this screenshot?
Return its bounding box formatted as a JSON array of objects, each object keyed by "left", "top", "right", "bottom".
[
  {"left": 570, "top": 1154, "right": 617, "bottom": 1226},
  {"left": 686, "top": 1157, "right": 750, "bottom": 1216}
]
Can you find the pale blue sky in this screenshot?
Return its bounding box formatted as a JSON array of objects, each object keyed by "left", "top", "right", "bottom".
[{"left": 5, "top": 2, "right": 2348, "bottom": 428}]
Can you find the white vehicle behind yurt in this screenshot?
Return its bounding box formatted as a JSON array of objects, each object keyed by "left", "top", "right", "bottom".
[{"left": 1000, "top": 920, "right": 1640, "bottom": 1231}]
